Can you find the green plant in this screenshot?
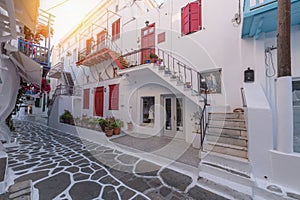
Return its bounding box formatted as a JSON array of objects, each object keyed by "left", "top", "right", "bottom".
[
  {"left": 99, "top": 118, "right": 108, "bottom": 131},
  {"left": 60, "top": 110, "right": 74, "bottom": 125},
  {"left": 150, "top": 52, "right": 158, "bottom": 59},
  {"left": 115, "top": 119, "right": 124, "bottom": 128}
]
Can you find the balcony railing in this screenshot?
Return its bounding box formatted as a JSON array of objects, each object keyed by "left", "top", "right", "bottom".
[
  {"left": 77, "top": 34, "right": 122, "bottom": 66},
  {"left": 18, "top": 39, "right": 50, "bottom": 68}
]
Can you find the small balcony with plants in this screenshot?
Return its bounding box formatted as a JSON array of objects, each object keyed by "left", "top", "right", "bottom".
[{"left": 242, "top": 0, "right": 300, "bottom": 39}]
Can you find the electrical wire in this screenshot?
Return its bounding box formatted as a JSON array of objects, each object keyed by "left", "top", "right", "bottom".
[{"left": 46, "top": 0, "right": 71, "bottom": 12}]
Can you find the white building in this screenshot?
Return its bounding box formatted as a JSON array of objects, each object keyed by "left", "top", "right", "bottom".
[{"left": 49, "top": 0, "right": 300, "bottom": 199}]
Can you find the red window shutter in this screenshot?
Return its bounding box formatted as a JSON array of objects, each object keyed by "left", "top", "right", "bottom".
[
  {"left": 189, "top": 1, "right": 200, "bottom": 33},
  {"left": 109, "top": 84, "right": 119, "bottom": 110},
  {"left": 181, "top": 4, "right": 190, "bottom": 35},
  {"left": 116, "top": 19, "right": 120, "bottom": 39},
  {"left": 112, "top": 21, "right": 116, "bottom": 40},
  {"left": 83, "top": 89, "right": 90, "bottom": 109},
  {"left": 199, "top": 0, "right": 202, "bottom": 30}
]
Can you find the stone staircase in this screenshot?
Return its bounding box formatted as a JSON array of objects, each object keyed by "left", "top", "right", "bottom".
[{"left": 198, "top": 111, "right": 253, "bottom": 198}]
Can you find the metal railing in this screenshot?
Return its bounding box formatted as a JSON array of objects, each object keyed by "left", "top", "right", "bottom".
[
  {"left": 77, "top": 34, "right": 122, "bottom": 63},
  {"left": 121, "top": 47, "right": 208, "bottom": 94},
  {"left": 18, "top": 39, "right": 50, "bottom": 68},
  {"left": 120, "top": 47, "right": 209, "bottom": 148}
]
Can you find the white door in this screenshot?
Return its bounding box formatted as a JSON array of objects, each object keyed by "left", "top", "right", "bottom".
[{"left": 164, "top": 96, "right": 183, "bottom": 138}]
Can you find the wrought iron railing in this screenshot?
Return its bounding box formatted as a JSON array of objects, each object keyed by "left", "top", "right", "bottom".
[
  {"left": 18, "top": 39, "right": 50, "bottom": 68},
  {"left": 77, "top": 34, "right": 123, "bottom": 64},
  {"left": 120, "top": 47, "right": 209, "bottom": 148}
]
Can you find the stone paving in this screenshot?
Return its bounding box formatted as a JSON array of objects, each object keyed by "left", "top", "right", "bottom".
[{"left": 2, "top": 120, "right": 227, "bottom": 200}]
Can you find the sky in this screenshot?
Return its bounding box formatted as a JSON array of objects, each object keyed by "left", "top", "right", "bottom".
[{"left": 40, "top": 0, "right": 166, "bottom": 45}]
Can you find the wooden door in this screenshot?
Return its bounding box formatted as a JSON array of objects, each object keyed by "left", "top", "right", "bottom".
[
  {"left": 141, "top": 23, "right": 155, "bottom": 64},
  {"left": 94, "top": 87, "right": 104, "bottom": 117}
]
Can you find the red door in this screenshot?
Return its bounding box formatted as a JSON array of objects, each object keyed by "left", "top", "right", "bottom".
[
  {"left": 141, "top": 23, "right": 155, "bottom": 64},
  {"left": 94, "top": 87, "right": 104, "bottom": 117}
]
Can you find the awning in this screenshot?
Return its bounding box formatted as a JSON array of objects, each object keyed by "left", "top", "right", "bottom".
[{"left": 9, "top": 51, "right": 42, "bottom": 86}]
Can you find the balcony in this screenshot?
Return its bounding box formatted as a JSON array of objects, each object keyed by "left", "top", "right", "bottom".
[
  {"left": 18, "top": 39, "right": 51, "bottom": 69},
  {"left": 76, "top": 35, "right": 128, "bottom": 69},
  {"left": 242, "top": 0, "right": 300, "bottom": 39},
  {"left": 48, "top": 62, "right": 63, "bottom": 79}
]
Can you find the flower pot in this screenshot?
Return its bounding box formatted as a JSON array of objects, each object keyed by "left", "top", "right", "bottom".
[
  {"left": 105, "top": 129, "right": 114, "bottom": 137},
  {"left": 127, "top": 123, "right": 133, "bottom": 131},
  {"left": 113, "top": 127, "right": 121, "bottom": 135}
]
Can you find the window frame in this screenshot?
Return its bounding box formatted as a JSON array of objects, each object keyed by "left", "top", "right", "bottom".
[
  {"left": 83, "top": 88, "right": 90, "bottom": 109},
  {"left": 112, "top": 18, "right": 120, "bottom": 40}
]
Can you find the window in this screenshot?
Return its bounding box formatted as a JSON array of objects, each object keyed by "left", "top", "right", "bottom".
[
  {"left": 109, "top": 84, "right": 119, "bottom": 110},
  {"left": 112, "top": 19, "right": 120, "bottom": 40},
  {"left": 142, "top": 97, "right": 155, "bottom": 123},
  {"left": 83, "top": 89, "right": 90, "bottom": 109},
  {"left": 181, "top": 0, "right": 202, "bottom": 35}
]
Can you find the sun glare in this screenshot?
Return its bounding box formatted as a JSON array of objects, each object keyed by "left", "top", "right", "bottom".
[{"left": 40, "top": 0, "right": 100, "bottom": 44}]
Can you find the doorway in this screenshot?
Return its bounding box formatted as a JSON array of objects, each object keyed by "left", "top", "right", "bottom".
[
  {"left": 94, "top": 86, "right": 104, "bottom": 117},
  {"left": 163, "top": 96, "right": 184, "bottom": 138},
  {"left": 141, "top": 23, "right": 155, "bottom": 64}
]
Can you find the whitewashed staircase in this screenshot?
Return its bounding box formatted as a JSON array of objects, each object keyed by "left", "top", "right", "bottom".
[{"left": 198, "top": 111, "right": 254, "bottom": 199}]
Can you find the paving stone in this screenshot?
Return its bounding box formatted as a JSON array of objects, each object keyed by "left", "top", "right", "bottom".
[
  {"left": 188, "top": 185, "right": 228, "bottom": 200},
  {"left": 12, "top": 195, "right": 30, "bottom": 200},
  {"left": 9, "top": 180, "right": 31, "bottom": 193},
  {"left": 102, "top": 186, "right": 119, "bottom": 200},
  {"left": 15, "top": 170, "right": 49, "bottom": 182},
  {"left": 132, "top": 194, "right": 149, "bottom": 200},
  {"left": 118, "top": 186, "right": 136, "bottom": 199},
  {"left": 33, "top": 163, "right": 57, "bottom": 171},
  {"left": 13, "top": 163, "right": 39, "bottom": 171},
  {"left": 8, "top": 188, "right": 31, "bottom": 199},
  {"left": 66, "top": 167, "right": 79, "bottom": 173},
  {"left": 52, "top": 167, "right": 64, "bottom": 174},
  {"left": 59, "top": 161, "right": 71, "bottom": 167},
  {"left": 160, "top": 186, "right": 172, "bottom": 197},
  {"left": 117, "top": 154, "right": 139, "bottom": 165},
  {"left": 91, "top": 170, "right": 107, "bottom": 180},
  {"left": 135, "top": 160, "right": 161, "bottom": 177},
  {"left": 73, "top": 173, "right": 90, "bottom": 181},
  {"left": 81, "top": 167, "right": 93, "bottom": 174},
  {"left": 148, "top": 178, "right": 162, "bottom": 188},
  {"left": 112, "top": 163, "right": 133, "bottom": 173},
  {"left": 125, "top": 177, "right": 151, "bottom": 192},
  {"left": 99, "top": 175, "right": 120, "bottom": 186},
  {"left": 26, "top": 158, "right": 40, "bottom": 163},
  {"left": 160, "top": 168, "right": 192, "bottom": 192},
  {"left": 69, "top": 181, "right": 101, "bottom": 200},
  {"left": 35, "top": 172, "right": 71, "bottom": 200}
]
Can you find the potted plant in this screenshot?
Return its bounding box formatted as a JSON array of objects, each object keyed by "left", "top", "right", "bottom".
[
  {"left": 127, "top": 121, "right": 133, "bottom": 131},
  {"left": 99, "top": 118, "right": 108, "bottom": 132},
  {"left": 105, "top": 119, "right": 114, "bottom": 137},
  {"left": 149, "top": 52, "right": 158, "bottom": 63},
  {"left": 74, "top": 117, "right": 81, "bottom": 126},
  {"left": 113, "top": 119, "right": 123, "bottom": 135},
  {"left": 89, "top": 118, "right": 99, "bottom": 129}
]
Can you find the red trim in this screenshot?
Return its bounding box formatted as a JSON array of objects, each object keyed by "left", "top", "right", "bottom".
[{"left": 112, "top": 19, "right": 120, "bottom": 40}]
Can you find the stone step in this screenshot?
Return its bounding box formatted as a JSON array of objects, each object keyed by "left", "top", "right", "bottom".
[
  {"left": 203, "top": 142, "right": 248, "bottom": 159},
  {"left": 208, "top": 120, "right": 246, "bottom": 129},
  {"left": 199, "top": 162, "right": 253, "bottom": 188},
  {"left": 197, "top": 175, "right": 252, "bottom": 200},
  {"left": 0, "top": 151, "right": 7, "bottom": 195},
  {"left": 200, "top": 151, "right": 250, "bottom": 175},
  {"left": 209, "top": 112, "right": 245, "bottom": 120},
  {"left": 207, "top": 126, "right": 247, "bottom": 138},
  {"left": 206, "top": 132, "right": 248, "bottom": 147}
]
